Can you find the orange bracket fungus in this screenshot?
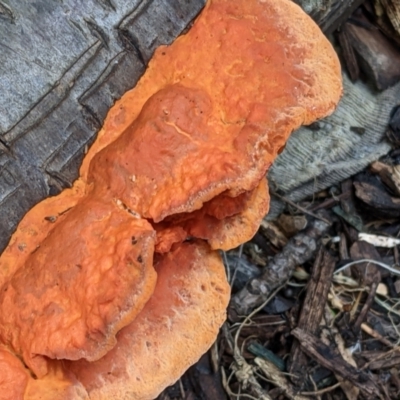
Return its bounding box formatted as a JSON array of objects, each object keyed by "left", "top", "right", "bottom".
[{"left": 0, "top": 0, "right": 342, "bottom": 399}]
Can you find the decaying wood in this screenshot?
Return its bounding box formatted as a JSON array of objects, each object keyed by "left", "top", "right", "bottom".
[
  {"left": 379, "top": 0, "right": 400, "bottom": 37},
  {"left": 349, "top": 241, "right": 383, "bottom": 280},
  {"left": 321, "top": 317, "right": 361, "bottom": 400},
  {"left": 370, "top": 161, "right": 400, "bottom": 196},
  {"left": 347, "top": 242, "right": 381, "bottom": 335},
  {"left": 0, "top": 0, "right": 205, "bottom": 253},
  {"left": 346, "top": 20, "right": 400, "bottom": 90},
  {"left": 267, "top": 74, "right": 399, "bottom": 220},
  {"left": 337, "top": 25, "right": 360, "bottom": 81},
  {"left": 288, "top": 247, "right": 336, "bottom": 381},
  {"left": 291, "top": 327, "right": 383, "bottom": 399},
  {"left": 231, "top": 212, "right": 332, "bottom": 316},
  {"left": 354, "top": 172, "right": 400, "bottom": 218},
  {"left": 360, "top": 349, "right": 400, "bottom": 370}
]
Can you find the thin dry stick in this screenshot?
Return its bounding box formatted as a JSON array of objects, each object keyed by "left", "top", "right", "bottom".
[
  {"left": 178, "top": 379, "right": 185, "bottom": 398},
  {"left": 270, "top": 191, "right": 331, "bottom": 224},
  {"left": 361, "top": 347, "right": 400, "bottom": 370},
  {"left": 234, "top": 284, "right": 287, "bottom": 354},
  {"left": 361, "top": 323, "right": 396, "bottom": 348},
  {"left": 353, "top": 282, "right": 378, "bottom": 332},
  {"left": 231, "top": 244, "right": 244, "bottom": 287},
  {"left": 254, "top": 358, "right": 309, "bottom": 400},
  {"left": 223, "top": 286, "right": 286, "bottom": 400},
  {"left": 221, "top": 367, "right": 264, "bottom": 400},
  {"left": 299, "top": 382, "right": 341, "bottom": 396},
  {"left": 309, "top": 375, "right": 322, "bottom": 400},
  {"left": 334, "top": 258, "right": 400, "bottom": 276},
  {"left": 222, "top": 251, "right": 231, "bottom": 283},
  {"left": 374, "top": 296, "right": 400, "bottom": 318}
]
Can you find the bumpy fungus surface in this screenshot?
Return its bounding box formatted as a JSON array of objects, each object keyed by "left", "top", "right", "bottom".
[
  {"left": 0, "top": 346, "right": 88, "bottom": 400},
  {"left": 0, "top": 197, "right": 156, "bottom": 377},
  {"left": 0, "top": 0, "right": 342, "bottom": 399},
  {"left": 0, "top": 345, "right": 29, "bottom": 400},
  {"left": 67, "top": 241, "right": 229, "bottom": 400}
]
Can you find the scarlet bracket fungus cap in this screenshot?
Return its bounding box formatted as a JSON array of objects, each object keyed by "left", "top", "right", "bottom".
[
  {"left": 86, "top": 0, "right": 341, "bottom": 248},
  {"left": 0, "top": 345, "right": 29, "bottom": 400},
  {"left": 0, "top": 0, "right": 342, "bottom": 398},
  {"left": 0, "top": 345, "right": 88, "bottom": 400},
  {"left": 66, "top": 241, "right": 230, "bottom": 400},
  {"left": 0, "top": 197, "right": 156, "bottom": 377},
  {"left": 184, "top": 178, "right": 271, "bottom": 250}
]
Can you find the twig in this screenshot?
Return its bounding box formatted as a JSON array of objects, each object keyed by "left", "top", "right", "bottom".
[
  {"left": 231, "top": 212, "right": 332, "bottom": 315},
  {"left": 271, "top": 191, "right": 331, "bottom": 225},
  {"left": 334, "top": 259, "right": 400, "bottom": 276},
  {"left": 374, "top": 296, "right": 400, "bottom": 318},
  {"left": 230, "top": 244, "right": 244, "bottom": 287},
  {"left": 178, "top": 379, "right": 185, "bottom": 398},
  {"left": 254, "top": 357, "right": 309, "bottom": 400},
  {"left": 308, "top": 191, "right": 351, "bottom": 212},
  {"left": 288, "top": 247, "right": 336, "bottom": 381},
  {"left": 299, "top": 382, "right": 341, "bottom": 396},
  {"left": 361, "top": 323, "right": 396, "bottom": 348},
  {"left": 234, "top": 285, "right": 286, "bottom": 357},
  {"left": 353, "top": 282, "right": 379, "bottom": 333},
  {"left": 222, "top": 288, "right": 285, "bottom": 400},
  {"left": 361, "top": 347, "right": 400, "bottom": 370},
  {"left": 292, "top": 328, "right": 383, "bottom": 399}
]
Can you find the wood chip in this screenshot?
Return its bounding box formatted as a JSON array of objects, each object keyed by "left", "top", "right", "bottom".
[
  {"left": 380, "top": 0, "right": 400, "bottom": 37},
  {"left": 291, "top": 328, "right": 382, "bottom": 399},
  {"left": 346, "top": 20, "right": 400, "bottom": 90},
  {"left": 370, "top": 161, "right": 400, "bottom": 196},
  {"left": 288, "top": 247, "right": 336, "bottom": 380},
  {"left": 354, "top": 173, "right": 400, "bottom": 219}
]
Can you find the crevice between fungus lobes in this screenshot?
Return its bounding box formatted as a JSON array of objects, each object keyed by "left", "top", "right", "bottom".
[{"left": 0, "top": 0, "right": 342, "bottom": 398}]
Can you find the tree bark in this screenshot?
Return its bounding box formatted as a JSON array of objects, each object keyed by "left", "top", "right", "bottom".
[{"left": 0, "top": 0, "right": 205, "bottom": 252}]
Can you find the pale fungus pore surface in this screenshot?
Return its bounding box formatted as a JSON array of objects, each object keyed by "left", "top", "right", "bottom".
[{"left": 0, "top": 0, "right": 342, "bottom": 398}]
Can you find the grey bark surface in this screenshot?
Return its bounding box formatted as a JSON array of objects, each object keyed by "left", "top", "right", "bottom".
[{"left": 0, "top": 0, "right": 205, "bottom": 252}]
